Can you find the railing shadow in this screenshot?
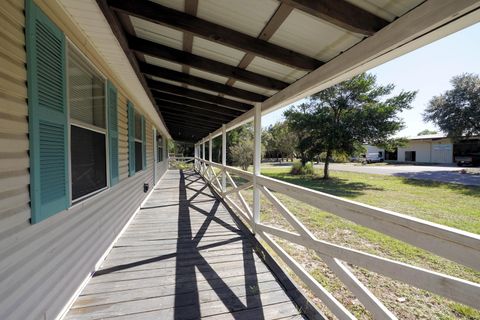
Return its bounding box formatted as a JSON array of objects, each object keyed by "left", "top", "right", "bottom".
[
  {"left": 174, "top": 169, "right": 264, "bottom": 319},
  {"left": 93, "top": 168, "right": 265, "bottom": 319}
]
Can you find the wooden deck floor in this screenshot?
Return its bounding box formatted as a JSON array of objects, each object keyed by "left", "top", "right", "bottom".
[{"left": 65, "top": 169, "right": 306, "bottom": 320}]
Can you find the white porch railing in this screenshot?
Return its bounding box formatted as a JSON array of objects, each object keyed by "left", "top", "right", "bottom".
[{"left": 194, "top": 157, "right": 480, "bottom": 320}]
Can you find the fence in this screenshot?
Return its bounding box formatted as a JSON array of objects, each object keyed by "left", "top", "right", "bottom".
[{"left": 193, "top": 157, "right": 480, "bottom": 319}]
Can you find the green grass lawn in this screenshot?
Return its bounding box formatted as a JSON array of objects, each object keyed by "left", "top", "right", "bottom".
[{"left": 230, "top": 167, "right": 480, "bottom": 319}]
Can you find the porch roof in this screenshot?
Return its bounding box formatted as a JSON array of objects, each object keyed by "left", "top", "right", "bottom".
[{"left": 58, "top": 0, "right": 480, "bottom": 142}]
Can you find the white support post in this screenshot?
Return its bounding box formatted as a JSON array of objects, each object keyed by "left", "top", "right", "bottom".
[
  {"left": 209, "top": 134, "right": 213, "bottom": 162},
  {"left": 194, "top": 144, "right": 198, "bottom": 171},
  {"left": 202, "top": 141, "right": 205, "bottom": 160},
  {"left": 252, "top": 103, "right": 262, "bottom": 234},
  {"left": 222, "top": 124, "right": 227, "bottom": 192}
]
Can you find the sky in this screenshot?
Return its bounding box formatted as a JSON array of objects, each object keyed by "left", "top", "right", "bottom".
[{"left": 262, "top": 22, "right": 480, "bottom": 138}]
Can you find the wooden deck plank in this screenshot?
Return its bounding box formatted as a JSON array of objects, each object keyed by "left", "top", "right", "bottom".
[{"left": 64, "top": 169, "right": 306, "bottom": 320}]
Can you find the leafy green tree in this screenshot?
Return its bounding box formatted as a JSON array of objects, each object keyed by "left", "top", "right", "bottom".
[
  {"left": 228, "top": 123, "right": 265, "bottom": 170},
  {"left": 424, "top": 73, "right": 480, "bottom": 139},
  {"left": 230, "top": 139, "right": 254, "bottom": 171},
  {"left": 417, "top": 129, "right": 438, "bottom": 136},
  {"left": 285, "top": 103, "right": 319, "bottom": 165},
  {"left": 263, "top": 122, "right": 297, "bottom": 161},
  {"left": 285, "top": 73, "right": 416, "bottom": 179},
  {"left": 227, "top": 124, "right": 253, "bottom": 165}
]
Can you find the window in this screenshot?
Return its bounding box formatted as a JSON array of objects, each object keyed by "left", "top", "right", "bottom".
[
  {"left": 68, "top": 43, "right": 107, "bottom": 201},
  {"left": 157, "top": 134, "right": 163, "bottom": 162},
  {"left": 134, "top": 111, "right": 143, "bottom": 172},
  {"left": 405, "top": 151, "right": 416, "bottom": 162}
]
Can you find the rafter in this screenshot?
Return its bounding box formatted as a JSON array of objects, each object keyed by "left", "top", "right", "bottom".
[
  {"left": 154, "top": 92, "right": 243, "bottom": 117},
  {"left": 163, "top": 118, "right": 222, "bottom": 133},
  {"left": 181, "top": 0, "right": 198, "bottom": 83},
  {"left": 129, "top": 36, "right": 289, "bottom": 91},
  {"left": 147, "top": 79, "right": 252, "bottom": 111},
  {"left": 224, "top": 3, "right": 293, "bottom": 91},
  {"left": 165, "top": 120, "right": 217, "bottom": 132},
  {"left": 157, "top": 101, "right": 237, "bottom": 122},
  {"left": 96, "top": 0, "right": 166, "bottom": 127},
  {"left": 280, "top": 0, "right": 388, "bottom": 36},
  {"left": 159, "top": 109, "right": 227, "bottom": 126},
  {"left": 140, "top": 62, "right": 267, "bottom": 102},
  {"left": 108, "top": 0, "right": 322, "bottom": 70}
]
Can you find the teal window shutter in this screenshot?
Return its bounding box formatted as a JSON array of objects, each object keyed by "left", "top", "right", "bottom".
[
  {"left": 127, "top": 101, "right": 135, "bottom": 176},
  {"left": 142, "top": 115, "right": 146, "bottom": 170},
  {"left": 26, "top": 0, "right": 69, "bottom": 224},
  {"left": 107, "top": 81, "right": 119, "bottom": 185}
]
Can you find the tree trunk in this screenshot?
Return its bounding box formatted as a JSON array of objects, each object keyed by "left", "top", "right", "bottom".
[{"left": 323, "top": 149, "right": 332, "bottom": 179}]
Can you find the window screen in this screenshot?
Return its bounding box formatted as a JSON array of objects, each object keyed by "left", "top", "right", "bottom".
[
  {"left": 135, "top": 112, "right": 142, "bottom": 140},
  {"left": 68, "top": 44, "right": 107, "bottom": 201},
  {"left": 135, "top": 141, "right": 143, "bottom": 172},
  {"left": 68, "top": 45, "right": 105, "bottom": 128},
  {"left": 157, "top": 135, "right": 163, "bottom": 162},
  {"left": 71, "top": 126, "right": 107, "bottom": 200}
]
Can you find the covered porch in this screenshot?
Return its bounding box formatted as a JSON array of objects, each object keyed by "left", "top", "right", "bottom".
[
  {"left": 64, "top": 169, "right": 316, "bottom": 319},
  {"left": 1, "top": 0, "right": 479, "bottom": 319}
]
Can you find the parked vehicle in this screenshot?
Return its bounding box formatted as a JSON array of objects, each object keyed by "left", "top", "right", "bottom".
[
  {"left": 361, "top": 153, "right": 384, "bottom": 164},
  {"left": 455, "top": 153, "right": 480, "bottom": 166}
]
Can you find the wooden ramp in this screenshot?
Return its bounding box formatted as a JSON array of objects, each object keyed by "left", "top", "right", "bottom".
[{"left": 65, "top": 169, "right": 307, "bottom": 320}]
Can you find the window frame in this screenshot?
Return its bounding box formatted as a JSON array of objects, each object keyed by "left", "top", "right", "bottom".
[
  {"left": 134, "top": 110, "right": 144, "bottom": 172},
  {"left": 157, "top": 133, "right": 164, "bottom": 163},
  {"left": 66, "top": 40, "right": 110, "bottom": 205}
]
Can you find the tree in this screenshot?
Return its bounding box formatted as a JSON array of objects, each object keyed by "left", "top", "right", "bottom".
[
  {"left": 417, "top": 129, "right": 438, "bottom": 136},
  {"left": 285, "top": 73, "right": 416, "bottom": 179},
  {"left": 227, "top": 124, "right": 253, "bottom": 165},
  {"left": 263, "top": 122, "right": 297, "bottom": 161},
  {"left": 230, "top": 139, "right": 254, "bottom": 170},
  {"left": 228, "top": 123, "right": 265, "bottom": 170},
  {"left": 424, "top": 73, "right": 480, "bottom": 139}
]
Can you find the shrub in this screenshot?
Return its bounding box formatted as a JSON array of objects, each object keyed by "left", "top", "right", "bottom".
[
  {"left": 303, "top": 161, "right": 315, "bottom": 175},
  {"left": 290, "top": 161, "right": 315, "bottom": 175}
]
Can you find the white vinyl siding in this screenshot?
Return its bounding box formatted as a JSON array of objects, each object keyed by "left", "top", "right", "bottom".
[{"left": 0, "top": 2, "right": 167, "bottom": 319}]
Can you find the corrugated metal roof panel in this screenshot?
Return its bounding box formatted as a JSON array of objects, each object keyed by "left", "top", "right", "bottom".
[
  {"left": 192, "top": 36, "right": 245, "bottom": 66},
  {"left": 247, "top": 56, "right": 308, "bottom": 83},
  {"left": 144, "top": 55, "right": 182, "bottom": 72},
  {"left": 268, "top": 9, "right": 363, "bottom": 61},
  {"left": 149, "top": 76, "right": 184, "bottom": 88},
  {"left": 222, "top": 94, "right": 254, "bottom": 105},
  {"left": 147, "top": 0, "right": 185, "bottom": 12},
  {"left": 197, "top": 0, "right": 279, "bottom": 37},
  {"left": 185, "top": 86, "right": 222, "bottom": 97},
  {"left": 347, "top": 0, "right": 425, "bottom": 21},
  {"left": 130, "top": 17, "right": 183, "bottom": 50},
  {"left": 233, "top": 81, "right": 277, "bottom": 96},
  {"left": 189, "top": 68, "right": 229, "bottom": 84}
]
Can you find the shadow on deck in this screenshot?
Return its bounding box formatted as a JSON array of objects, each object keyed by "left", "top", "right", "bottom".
[{"left": 64, "top": 169, "right": 311, "bottom": 319}]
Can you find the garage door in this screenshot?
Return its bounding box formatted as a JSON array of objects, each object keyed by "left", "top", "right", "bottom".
[{"left": 432, "top": 144, "right": 453, "bottom": 163}]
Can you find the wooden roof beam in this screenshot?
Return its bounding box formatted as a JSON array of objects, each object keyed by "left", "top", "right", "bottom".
[
  {"left": 154, "top": 92, "right": 243, "bottom": 117},
  {"left": 108, "top": 0, "right": 322, "bottom": 70},
  {"left": 129, "top": 36, "right": 289, "bottom": 91},
  {"left": 147, "top": 79, "right": 252, "bottom": 111},
  {"left": 140, "top": 62, "right": 267, "bottom": 102},
  {"left": 159, "top": 109, "right": 228, "bottom": 126},
  {"left": 165, "top": 120, "right": 217, "bottom": 132},
  {"left": 281, "top": 0, "right": 389, "bottom": 36},
  {"left": 157, "top": 101, "right": 237, "bottom": 122}
]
